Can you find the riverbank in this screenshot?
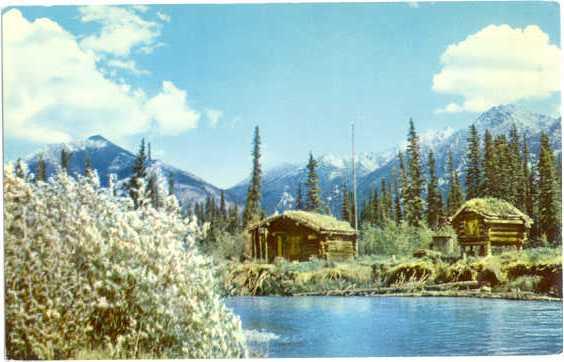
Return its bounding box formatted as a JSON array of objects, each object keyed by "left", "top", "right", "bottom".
[{"left": 219, "top": 247, "right": 562, "bottom": 301}]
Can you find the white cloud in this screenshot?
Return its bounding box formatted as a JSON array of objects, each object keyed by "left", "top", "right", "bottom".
[
  {"left": 3, "top": 9, "right": 200, "bottom": 144},
  {"left": 145, "top": 81, "right": 200, "bottom": 135},
  {"left": 79, "top": 5, "right": 163, "bottom": 57},
  {"left": 205, "top": 109, "right": 223, "bottom": 128},
  {"left": 157, "top": 12, "right": 171, "bottom": 23},
  {"left": 433, "top": 24, "right": 561, "bottom": 113},
  {"left": 407, "top": 2, "right": 419, "bottom": 8},
  {"left": 106, "top": 59, "right": 150, "bottom": 75}
]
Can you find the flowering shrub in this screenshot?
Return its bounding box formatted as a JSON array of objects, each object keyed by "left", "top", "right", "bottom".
[{"left": 4, "top": 166, "right": 247, "bottom": 359}]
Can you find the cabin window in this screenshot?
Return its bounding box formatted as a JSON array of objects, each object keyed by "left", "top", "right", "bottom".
[{"left": 464, "top": 218, "right": 480, "bottom": 237}]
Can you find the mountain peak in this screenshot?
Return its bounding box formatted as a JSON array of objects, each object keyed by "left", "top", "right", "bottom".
[{"left": 87, "top": 134, "right": 109, "bottom": 142}]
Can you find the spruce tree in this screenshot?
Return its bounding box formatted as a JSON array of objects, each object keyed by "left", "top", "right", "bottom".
[
  {"left": 243, "top": 126, "right": 263, "bottom": 226},
  {"left": 84, "top": 153, "right": 93, "bottom": 176},
  {"left": 447, "top": 150, "right": 464, "bottom": 215},
  {"left": 426, "top": 150, "right": 442, "bottom": 229},
  {"left": 405, "top": 119, "right": 424, "bottom": 226},
  {"left": 465, "top": 124, "right": 481, "bottom": 199},
  {"left": 147, "top": 171, "right": 161, "bottom": 209},
  {"left": 15, "top": 159, "right": 26, "bottom": 179},
  {"left": 370, "top": 186, "right": 380, "bottom": 225},
  {"left": 220, "top": 190, "right": 227, "bottom": 221},
  {"left": 520, "top": 137, "right": 531, "bottom": 212},
  {"left": 480, "top": 130, "right": 496, "bottom": 197},
  {"left": 508, "top": 124, "right": 523, "bottom": 205},
  {"left": 168, "top": 172, "right": 175, "bottom": 196},
  {"left": 295, "top": 183, "right": 304, "bottom": 210},
  {"left": 60, "top": 148, "right": 72, "bottom": 174},
  {"left": 128, "top": 138, "right": 147, "bottom": 209},
  {"left": 537, "top": 132, "right": 559, "bottom": 243},
  {"left": 494, "top": 135, "right": 511, "bottom": 201},
  {"left": 393, "top": 184, "right": 402, "bottom": 225},
  {"left": 398, "top": 151, "right": 409, "bottom": 210},
  {"left": 36, "top": 155, "right": 47, "bottom": 182},
  {"left": 305, "top": 152, "right": 322, "bottom": 212}
]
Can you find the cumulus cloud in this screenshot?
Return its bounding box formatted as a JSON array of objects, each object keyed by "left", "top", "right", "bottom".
[
  {"left": 433, "top": 24, "right": 561, "bottom": 113},
  {"left": 3, "top": 9, "right": 199, "bottom": 143},
  {"left": 79, "top": 5, "right": 163, "bottom": 57},
  {"left": 145, "top": 82, "right": 200, "bottom": 135},
  {"left": 205, "top": 109, "right": 223, "bottom": 128}
]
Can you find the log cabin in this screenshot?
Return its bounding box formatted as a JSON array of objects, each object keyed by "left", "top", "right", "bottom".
[
  {"left": 247, "top": 210, "right": 357, "bottom": 262},
  {"left": 450, "top": 198, "right": 533, "bottom": 257}
]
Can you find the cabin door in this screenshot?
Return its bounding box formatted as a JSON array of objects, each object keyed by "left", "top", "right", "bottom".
[{"left": 277, "top": 235, "right": 283, "bottom": 257}]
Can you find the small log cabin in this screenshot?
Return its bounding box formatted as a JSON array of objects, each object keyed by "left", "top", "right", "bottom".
[
  {"left": 450, "top": 198, "right": 533, "bottom": 257},
  {"left": 247, "top": 210, "right": 357, "bottom": 262}
]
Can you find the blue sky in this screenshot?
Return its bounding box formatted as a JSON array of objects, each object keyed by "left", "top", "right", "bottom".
[{"left": 3, "top": 1, "right": 561, "bottom": 188}]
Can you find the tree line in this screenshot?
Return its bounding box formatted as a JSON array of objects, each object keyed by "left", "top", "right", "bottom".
[{"left": 346, "top": 120, "right": 561, "bottom": 245}]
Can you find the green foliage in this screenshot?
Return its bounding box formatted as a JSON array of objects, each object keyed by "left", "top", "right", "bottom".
[
  {"left": 60, "top": 148, "right": 72, "bottom": 174},
  {"left": 426, "top": 150, "right": 443, "bottom": 229},
  {"left": 446, "top": 150, "right": 464, "bottom": 215},
  {"left": 405, "top": 119, "right": 425, "bottom": 226},
  {"left": 465, "top": 124, "right": 481, "bottom": 199},
  {"left": 359, "top": 221, "right": 433, "bottom": 257},
  {"left": 4, "top": 166, "right": 247, "bottom": 359},
  {"left": 243, "top": 126, "right": 263, "bottom": 226},
  {"left": 35, "top": 154, "right": 47, "bottom": 182},
  {"left": 128, "top": 138, "right": 147, "bottom": 209},
  {"left": 537, "top": 132, "right": 559, "bottom": 244},
  {"left": 305, "top": 152, "right": 324, "bottom": 213}
]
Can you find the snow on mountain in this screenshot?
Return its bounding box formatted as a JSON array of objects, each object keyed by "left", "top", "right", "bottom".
[
  {"left": 229, "top": 104, "right": 561, "bottom": 216},
  {"left": 21, "top": 135, "right": 237, "bottom": 210}
]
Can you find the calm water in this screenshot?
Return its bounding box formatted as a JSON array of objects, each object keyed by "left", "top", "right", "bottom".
[{"left": 226, "top": 296, "right": 563, "bottom": 357}]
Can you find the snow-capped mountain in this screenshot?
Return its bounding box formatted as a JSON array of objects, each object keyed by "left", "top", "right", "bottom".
[
  {"left": 228, "top": 150, "right": 396, "bottom": 215},
  {"left": 229, "top": 105, "right": 561, "bottom": 216},
  {"left": 22, "top": 135, "right": 237, "bottom": 209}
]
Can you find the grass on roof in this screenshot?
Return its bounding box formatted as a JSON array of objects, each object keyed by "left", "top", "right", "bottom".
[{"left": 454, "top": 198, "right": 532, "bottom": 223}]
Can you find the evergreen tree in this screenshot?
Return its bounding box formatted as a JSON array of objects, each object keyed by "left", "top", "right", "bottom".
[
  {"left": 227, "top": 204, "right": 241, "bottom": 234},
  {"left": 84, "top": 153, "right": 93, "bottom": 176},
  {"left": 508, "top": 124, "right": 523, "bottom": 205},
  {"left": 243, "top": 126, "right": 263, "bottom": 226},
  {"left": 447, "top": 150, "right": 464, "bottom": 215},
  {"left": 393, "top": 184, "right": 402, "bottom": 225},
  {"left": 305, "top": 152, "right": 322, "bottom": 212},
  {"left": 147, "top": 171, "right": 162, "bottom": 209},
  {"left": 537, "top": 132, "right": 559, "bottom": 243},
  {"left": 520, "top": 137, "right": 531, "bottom": 212},
  {"left": 405, "top": 119, "right": 424, "bottom": 226},
  {"left": 380, "top": 179, "right": 392, "bottom": 223},
  {"left": 36, "top": 155, "right": 47, "bottom": 182},
  {"left": 168, "top": 172, "right": 175, "bottom": 196},
  {"left": 128, "top": 138, "right": 147, "bottom": 209},
  {"left": 220, "top": 190, "right": 227, "bottom": 221},
  {"left": 15, "top": 159, "right": 26, "bottom": 179},
  {"left": 398, "top": 151, "right": 409, "bottom": 211},
  {"left": 426, "top": 150, "right": 443, "bottom": 229},
  {"left": 148, "top": 142, "right": 152, "bottom": 161},
  {"left": 369, "top": 186, "right": 379, "bottom": 225},
  {"left": 60, "top": 148, "right": 72, "bottom": 174},
  {"left": 465, "top": 124, "right": 481, "bottom": 199},
  {"left": 295, "top": 183, "right": 304, "bottom": 210},
  {"left": 493, "top": 135, "right": 512, "bottom": 201},
  {"left": 480, "top": 130, "right": 496, "bottom": 197}
]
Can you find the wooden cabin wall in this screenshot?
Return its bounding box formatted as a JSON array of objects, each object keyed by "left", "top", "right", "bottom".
[
  {"left": 488, "top": 223, "right": 526, "bottom": 246},
  {"left": 251, "top": 218, "right": 357, "bottom": 262}
]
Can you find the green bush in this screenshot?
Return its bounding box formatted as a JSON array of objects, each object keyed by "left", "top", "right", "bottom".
[
  {"left": 359, "top": 221, "right": 433, "bottom": 257},
  {"left": 4, "top": 167, "right": 247, "bottom": 359}
]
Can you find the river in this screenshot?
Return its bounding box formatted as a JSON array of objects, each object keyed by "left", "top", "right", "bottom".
[{"left": 226, "top": 296, "right": 562, "bottom": 357}]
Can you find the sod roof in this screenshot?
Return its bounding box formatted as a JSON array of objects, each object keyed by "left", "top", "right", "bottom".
[
  {"left": 451, "top": 198, "right": 533, "bottom": 226},
  {"left": 248, "top": 210, "right": 356, "bottom": 234}
]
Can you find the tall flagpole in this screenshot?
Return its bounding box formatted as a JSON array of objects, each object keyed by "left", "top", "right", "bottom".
[{"left": 352, "top": 122, "right": 359, "bottom": 236}]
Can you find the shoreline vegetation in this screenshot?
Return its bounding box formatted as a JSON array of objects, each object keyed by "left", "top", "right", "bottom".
[{"left": 219, "top": 247, "right": 562, "bottom": 302}]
